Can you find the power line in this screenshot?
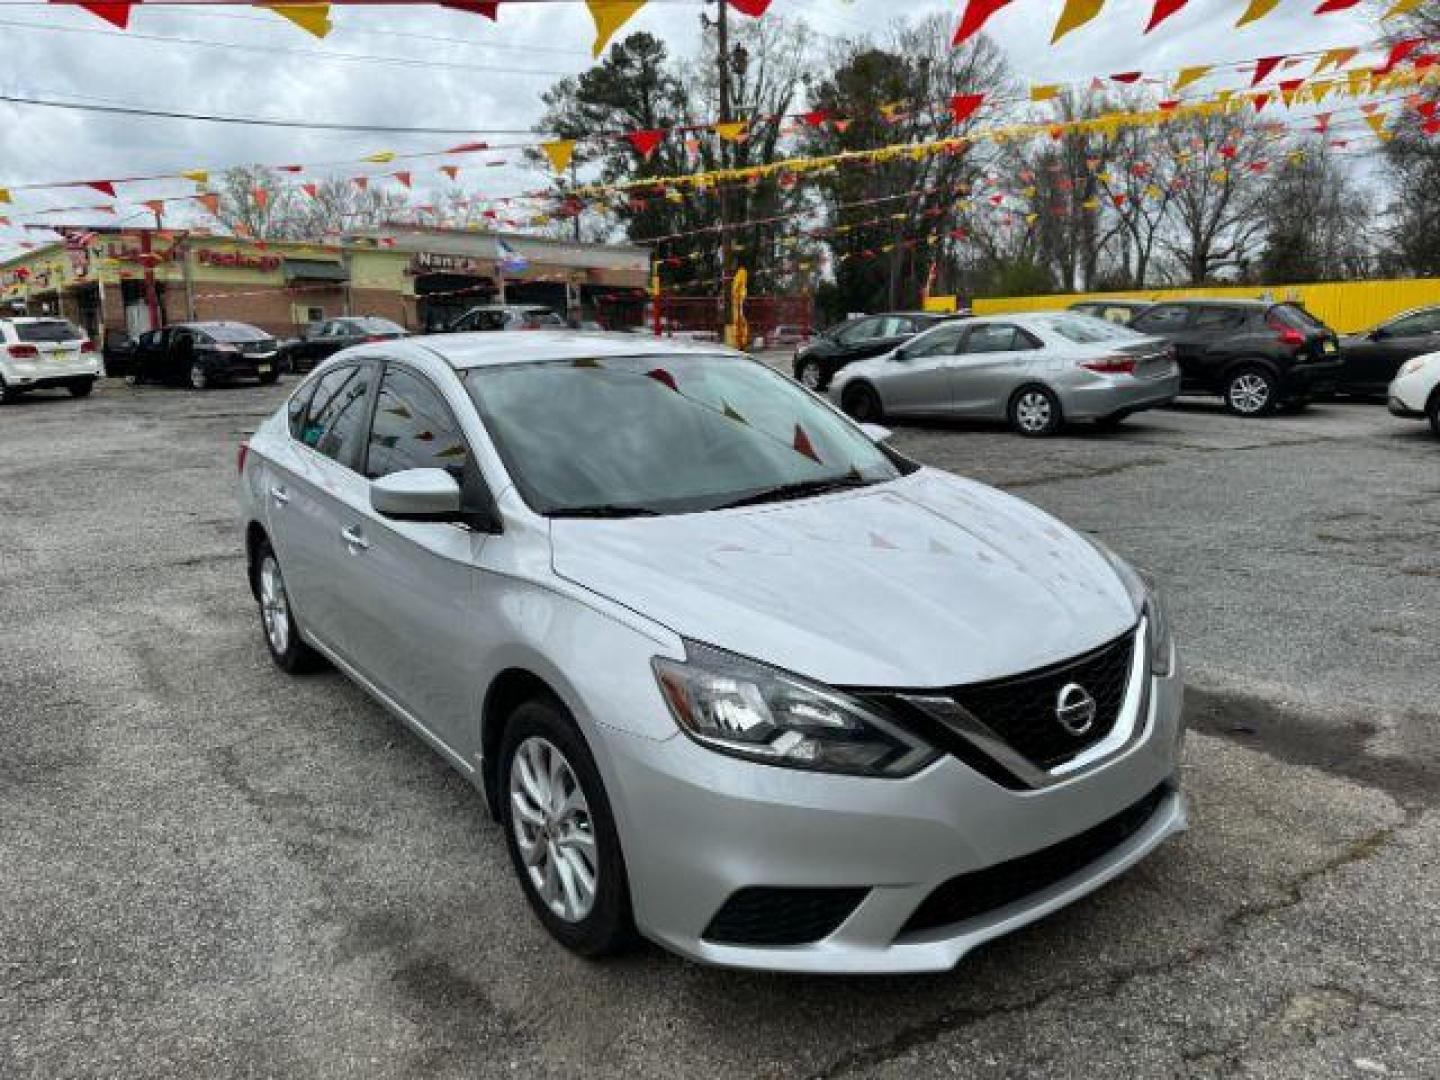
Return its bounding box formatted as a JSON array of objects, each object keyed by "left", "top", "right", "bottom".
[{"left": 0, "top": 89, "right": 542, "bottom": 134}]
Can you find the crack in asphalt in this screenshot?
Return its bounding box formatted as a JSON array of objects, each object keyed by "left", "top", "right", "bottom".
[{"left": 807, "top": 808, "right": 1417, "bottom": 1079}]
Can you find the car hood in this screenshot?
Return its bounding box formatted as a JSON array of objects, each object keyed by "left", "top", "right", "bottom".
[{"left": 550, "top": 469, "right": 1137, "bottom": 689}]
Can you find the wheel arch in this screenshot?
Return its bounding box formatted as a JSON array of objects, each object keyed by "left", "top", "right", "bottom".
[
  {"left": 481, "top": 667, "right": 570, "bottom": 818},
  {"left": 1219, "top": 355, "right": 1283, "bottom": 386},
  {"left": 244, "top": 521, "right": 269, "bottom": 601}
]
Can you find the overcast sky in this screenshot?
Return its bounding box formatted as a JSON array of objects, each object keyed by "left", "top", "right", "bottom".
[{"left": 0, "top": 0, "right": 1378, "bottom": 257}]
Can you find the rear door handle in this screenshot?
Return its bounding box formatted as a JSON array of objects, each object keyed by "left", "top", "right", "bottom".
[
  {"left": 270, "top": 486, "right": 290, "bottom": 506},
  {"left": 341, "top": 526, "right": 370, "bottom": 552}
]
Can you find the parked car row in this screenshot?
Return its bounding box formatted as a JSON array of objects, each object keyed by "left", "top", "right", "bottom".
[{"left": 809, "top": 299, "right": 1438, "bottom": 439}]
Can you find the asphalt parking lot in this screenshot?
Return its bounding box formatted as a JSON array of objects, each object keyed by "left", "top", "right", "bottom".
[{"left": 2, "top": 377, "right": 1436, "bottom": 1079}]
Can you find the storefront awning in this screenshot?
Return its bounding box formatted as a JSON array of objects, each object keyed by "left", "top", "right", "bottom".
[{"left": 283, "top": 258, "right": 349, "bottom": 283}]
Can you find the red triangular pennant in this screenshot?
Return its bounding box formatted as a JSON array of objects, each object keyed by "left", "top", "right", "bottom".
[
  {"left": 949, "top": 93, "right": 985, "bottom": 124},
  {"left": 626, "top": 129, "right": 666, "bottom": 159},
  {"left": 952, "top": 0, "right": 1014, "bottom": 46},
  {"left": 1146, "top": 0, "right": 1189, "bottom": 32},
  {"left": 1251, "top": 56, "right": 1284, "bottom": 86}
]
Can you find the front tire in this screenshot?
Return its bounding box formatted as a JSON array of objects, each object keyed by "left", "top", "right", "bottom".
[
  {"left": 189, "top": 362, "right": 210, "bottom": 391},
  {"left": 500, "top": 700, "right": 635, "bottom": 958},
  {"left": 840, "top": 382, "right": 884, "bottom": 423},
  {"left": 68, "top": 378, "right": 96, "bottom": 398},
  {"left": 254, "top": 541, "right": 322, "bottom": 674},
  {"left": 1224, "top": 366, "right": 1277, "bottom": 417},
  {"left": 1009, "top": 385, "right": 1063, "bottom": 436},
  {"left": 1428, "top": 393, "right": 1440, "bottom": 439},
  {"left": 797, "top": 359, "right": 827, "bottom": 392}
]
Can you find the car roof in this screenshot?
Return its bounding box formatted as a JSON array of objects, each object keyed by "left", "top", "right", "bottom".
[
  {"left": 171, "top": 320, "right": 265, "bottom": 330},
  {"left": 1071, "top": 299, "right": 1152, "bottom": 307},
  {"left": 411, "top": 330, "right": 744, "bottom": 371},
  {"left": 1151, "top": 299, "right": 1270, "bottom": 309}
]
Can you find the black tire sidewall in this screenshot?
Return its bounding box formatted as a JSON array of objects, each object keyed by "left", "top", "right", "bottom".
[
  {"left": 1428, "top": 395, "right": 1440, "bottom": 439},
  {"left": 1225, "top": 366, "right": 1277, "bottom": 417},
  {"left": 841, "top": 383, "right": 881, "bottom": 422},
  {"left": 69, "top": 379, "right": 95, "bottom": 398},
  {"left": 1009, "top": 385, "right": 1062, "bottom": 436},
  {"left": 254, "top": 540, "right": 320, "bottom": 674},
  {"left": 498, "top": 700, "right": 635, "bottom": 958}
]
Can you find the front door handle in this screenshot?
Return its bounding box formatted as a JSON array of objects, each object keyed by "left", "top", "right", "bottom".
[
  {"left": 270, "top": 486, "right": 290, "bottom": 506},
  {"left": 341, "top": 525, "right": 370, "bottom": 552}
]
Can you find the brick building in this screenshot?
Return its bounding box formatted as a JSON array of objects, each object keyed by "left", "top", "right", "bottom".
[{"left": 0, "top": 226, "right": 651, "bottom": 344}]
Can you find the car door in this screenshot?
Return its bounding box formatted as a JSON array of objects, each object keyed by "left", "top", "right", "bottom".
[
  {"left": 948, "top": 323, "right": 1040, "bottom": 418},
  {"left": 337, "top": 362, "right": 494, "bottom": 751},
  {"left": 881, "top": 322, "right": 967, "bottom": 416},
  {"left": 265, "top": 360, "right": 380, "bottom": 665},
  {"left": 1344, "top": 309, "right": 1440, "bottom": 393},
  {"left": 1132, "top": 305, "right": 1200, "bottom": 387}
]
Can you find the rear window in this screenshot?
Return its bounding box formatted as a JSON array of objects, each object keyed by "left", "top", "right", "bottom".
[
  {"left": 1038, "top": 314, "right": 1140, "bottom": 344},
  {"left": 1270, "top": 304, "right": 1327, "bottom": 332},
  {"left": 15, "top": 320, "right": 84, "bottom": 343},
  {"left": 204, "top": 323, "right": 269, "bottom": 343}
]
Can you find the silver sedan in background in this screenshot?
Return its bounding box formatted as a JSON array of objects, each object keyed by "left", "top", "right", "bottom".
[{"left": 831, "top": 313, "right": 1181, "bottom": 436}]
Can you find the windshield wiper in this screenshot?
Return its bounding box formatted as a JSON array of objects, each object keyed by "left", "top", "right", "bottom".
[
  {"left": 547, "top": 504, "right": 662, "bottom": 519},
  {"left": 712, "top": 476, "right": 874, "bottom": 511}
]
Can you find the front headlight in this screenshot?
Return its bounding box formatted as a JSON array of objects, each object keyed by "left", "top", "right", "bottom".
[
  {"left": 653, "top": 642, "right": 939, "bottom": 778},
  {"left": 1398, "top": 355, "right": 1436, "bottom": 378},
  {"left": 1089, "top": 537, "right": 1174, "bottom": 678}
]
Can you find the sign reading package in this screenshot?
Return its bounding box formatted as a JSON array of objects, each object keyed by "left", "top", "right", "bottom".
[{"left": 196, "top": 249, "right": 282, "bottom": 273}]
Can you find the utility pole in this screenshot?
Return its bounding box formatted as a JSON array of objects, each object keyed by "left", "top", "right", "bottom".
[
  {"left": 569, "top": 159, "right": 582, "bottom": 244},
  {"left": 715, "top": 0, "right": 734, "bottom": 337}
]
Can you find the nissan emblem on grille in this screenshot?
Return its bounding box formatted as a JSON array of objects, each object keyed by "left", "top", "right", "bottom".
[{"left": 1055, "top": 683, "right": 1098, "bottom": 736}]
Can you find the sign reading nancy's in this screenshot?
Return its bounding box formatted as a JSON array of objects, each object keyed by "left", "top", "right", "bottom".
[{"left": 407, "top": 251, "right": 487, "bottom": 277}]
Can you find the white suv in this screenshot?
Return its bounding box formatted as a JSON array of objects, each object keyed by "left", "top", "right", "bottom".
[
  {"left": 0, "top": 317, "right": 103, "bottom": 404},
  {"left": 1388, "top": 352, "right": 1440, "bottom": 439}
]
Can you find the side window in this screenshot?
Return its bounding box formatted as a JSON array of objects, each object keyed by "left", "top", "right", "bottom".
[
  {"left": 908, "top": 324, "right": 966, "bottom": 358},
  {"left": 836, "top": 318, "right": 878, "bottom": 344},
  {"left": 287, "top": 380, "right": 318, "bottom": 440},
  {"left": 963, "top": 324, "right": 1021, "bottom": 354},
  {"left": 1387, "top": 310, "right": 1440, "bottom": 337},
  {"left": 365, "top": 367, "right": 471, "bottom": 482},
  {"left": 300, "top": 364, "right": 373, "bottom": 469},
  {"left": 1104, "top": 307, "right": 1133, "bottom": 324},
  {"left": 1191, "top": 307, "right": 1244, "bottom": 331},
  {"left": 1132, "top": 305, "right": 1191, "bottom": 333},
  {"left": 1014, "top": 329, "right": 1044, "bottom": 350},
  {"left": 877, "top": 316, "right": 909, "bottom": 338}
]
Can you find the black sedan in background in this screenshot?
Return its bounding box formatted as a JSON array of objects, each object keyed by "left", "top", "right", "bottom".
[
  {"left": 792, "top": 312, "right": 954, "bottom": 391},
  {"left": 1338, "top": 306, "right": 1440, "bottom": 397},
  {"left": 114, "top": 321, "right": 281, "bottom": 390},
  {"left": 1129, "top": 300, "right": 1342, "bottom": 416},
  {"left": 281, "top": 316, "right": 408, "bottom": 374}
]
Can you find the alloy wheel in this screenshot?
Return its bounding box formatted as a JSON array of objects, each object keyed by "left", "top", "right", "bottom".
[
  {"left": 799, "top": 363, "right": 822, "bottom": 390},
  {"left": 509, "top": 737, "right": 598, "bottom": 924},
  {"left": 258, "top": 555, "right": 290, "bottom": 656},
  {"left": 190, "top": 363, "right": 208, "bottom": 390},
  {"left": 1228, "top": 372, "right": 1271, "bottom": 415},
  {"left": 1016, "top": 390, "right": 1053, "bottom": 432}
]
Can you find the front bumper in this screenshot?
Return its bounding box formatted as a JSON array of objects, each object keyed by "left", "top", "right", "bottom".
[
  {"left": 1060, "top": 368, "right": 1182, "bottom": 420},
  {"left": 601, "top": 643, "right": 1186, "bottom": 974}
]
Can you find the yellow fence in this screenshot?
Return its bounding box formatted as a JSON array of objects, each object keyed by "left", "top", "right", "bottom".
[{"left": 963, "top": 277, "right": 1440, "bottom": 334}]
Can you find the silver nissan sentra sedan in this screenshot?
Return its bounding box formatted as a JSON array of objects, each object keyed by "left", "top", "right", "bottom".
[
  {"left": 831, "top": 312, "right": 1181, "bottom": 435},
  {"left": 237, "top": 331, "right": 1186, "bottom": 974}
]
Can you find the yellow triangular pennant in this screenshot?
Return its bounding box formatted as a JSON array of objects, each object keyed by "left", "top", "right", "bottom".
[
  {"left": 182, "top": 170, "right": 209, "bottom": 184},
  {"left": 1236, "top": 0, "right": 1280, "bottom": 27},
  {"left": 265, "top": 4, "right": 331, "bottom": 38},
  {"left": 1174, "top": 66, "right": 1212, "bottom": 92},
  {"left": 541, "top": 139, "right": 576, "bottom": 174},
  {"left": 587, "top": 1, "right": 646, "bottom": 59},
  {"left": 1052, "top": 0, "right": 1104, "bottom": 43}
]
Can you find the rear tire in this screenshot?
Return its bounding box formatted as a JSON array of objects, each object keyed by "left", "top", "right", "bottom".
[
  {"left": 1428, "top": 393, "right": 1440, "bottom": 439},
  {"left": 840, "top": 382, "right": 884, "bottom": 423},
  {"left": 68, "top": 379, "right": 96, "bottom": 398},
  {"left": 1224, "top": 366, "right": 1277, "bottom": 417},
  {"left": 1009, "top": 385, "right": 1063, "bottom": 436},
  {"left": 253, "top": 540, "right": 323, "bottom": 674},
  {"left": 499, "top": 700, "right": 636, "bottom": 958}
]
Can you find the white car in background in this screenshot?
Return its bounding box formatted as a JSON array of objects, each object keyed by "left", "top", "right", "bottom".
[
  {"left": 0, "top": 317, "right": 102, "bottom": 404},
  {"left": 1388, "top": 352, "right": 1440, "bottom": 438}
]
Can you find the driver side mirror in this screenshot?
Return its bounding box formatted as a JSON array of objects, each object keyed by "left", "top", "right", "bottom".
[
  {"left": 371, "top": 468, "right": 463, "bottom": 522},
  {"left": 891, "top": 346, "right": 912, "bottom": 362}
]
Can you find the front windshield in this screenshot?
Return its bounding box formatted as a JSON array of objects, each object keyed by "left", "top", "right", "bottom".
[
  {"left": 348, "top": 317, "right": 405, "bottom": 335},
  {"left": 464, "top": 354, "right": 905, "bottom": 516},
  {"left": 1038, "top": 314, "right": 1144, "bottom": 344}
]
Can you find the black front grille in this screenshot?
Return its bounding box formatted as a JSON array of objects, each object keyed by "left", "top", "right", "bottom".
[
  {"left": 703, "top": 886, "right": 868, "bottom": 946},
  {"left": 946, "top": 628, "right": 1136, "bottom": 771},
  {"left": 901, "top": 782, "right": 1170, "bottom": 935}
]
